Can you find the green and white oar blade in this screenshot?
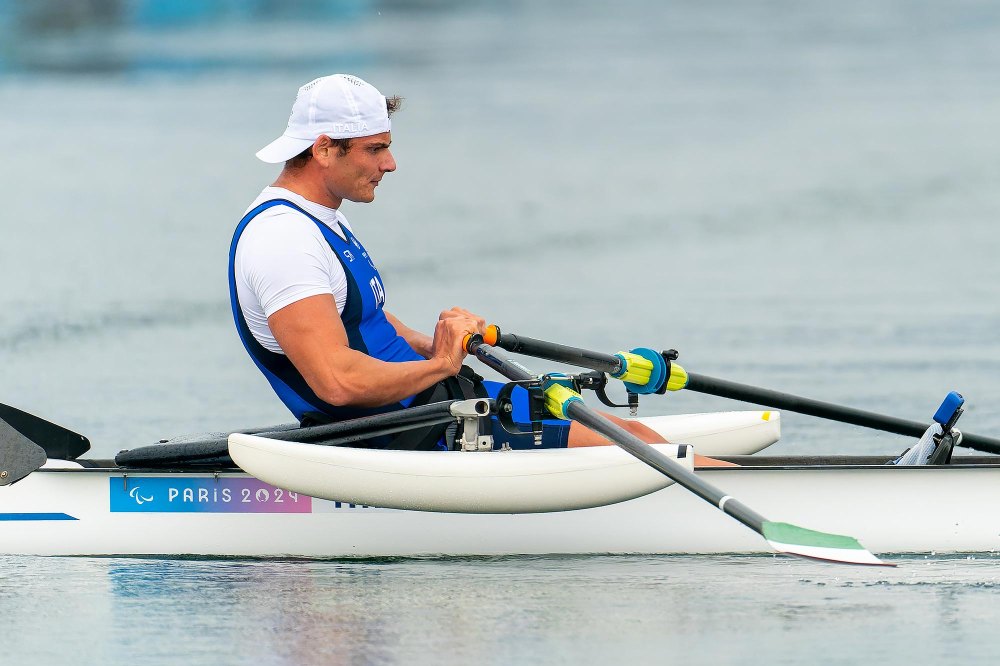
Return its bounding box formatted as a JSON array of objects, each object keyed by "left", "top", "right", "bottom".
[{"left": 762, "top": 521, "right": 892, "bottom": 567}]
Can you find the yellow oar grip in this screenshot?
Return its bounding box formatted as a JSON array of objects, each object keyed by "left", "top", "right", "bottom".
[
  {"left": 666, "top": 362, "right": 688, "bottom": 391},
  {"left": 543, "top": 382, "right": 584, "bottom": 420},
  {"left": 614, "top": 351, "right": 654, "bottom": 386}
]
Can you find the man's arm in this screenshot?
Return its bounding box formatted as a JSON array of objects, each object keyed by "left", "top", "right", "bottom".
[
  {"left": 384, "top": 310, "right": 433, "bottom": 358},
  {"left": 384, "top": 308, "right": 486, "bottom": 359},
  {"left": 268, "top": 295, "right": 476, "bottom": 407}
]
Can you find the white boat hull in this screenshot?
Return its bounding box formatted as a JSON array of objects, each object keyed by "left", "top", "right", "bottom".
[
  {"left": 228, "top": 437, "right": 695, "bottom": 513},
  {"left": 4, "top": 459, "right": 1000, "bottom": 556},
  {"left": 225, "top": 409, "right": 777, "bottom": 512}
]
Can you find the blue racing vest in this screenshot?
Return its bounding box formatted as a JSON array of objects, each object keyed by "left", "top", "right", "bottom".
[{"left": 229, "top": 199, "right": 424, "bottom": 423}]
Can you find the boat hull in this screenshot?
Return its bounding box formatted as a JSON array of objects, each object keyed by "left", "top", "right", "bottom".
[
  {"left": 222, "top": 409, "right": 779, "bottom": 513},
  {"left": 4, "top": 459, "right": 1000, "bottom": 556},
  {"left": 227, "top": 438, "right": 696, "bottom": 513}
]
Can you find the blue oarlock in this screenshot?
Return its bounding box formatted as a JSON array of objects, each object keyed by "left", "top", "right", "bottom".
[
  {"left": 621, "top": 347, "right": 667, "bottom": 395},
  {"left": 932, "top": 391, "right": 965, "bottom": 428}
]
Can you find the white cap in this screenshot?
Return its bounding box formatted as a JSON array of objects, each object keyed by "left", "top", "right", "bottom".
[{"left": 256, "top": 74, "right": 391, "bottom": 163}]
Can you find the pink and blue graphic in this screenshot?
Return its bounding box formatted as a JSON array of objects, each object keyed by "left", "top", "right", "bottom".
[{"left": 110, "top": 477, "right": 312, "bottom": 513}]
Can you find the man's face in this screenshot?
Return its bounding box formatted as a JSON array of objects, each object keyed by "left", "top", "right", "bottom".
[{"left": 322, "top": 132, "right": 396, "bottom": 204}]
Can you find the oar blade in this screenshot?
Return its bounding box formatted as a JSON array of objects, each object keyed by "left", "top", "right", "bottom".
[
  {"left": 0, "top": 403, "right": 90, "bottom": 460},
  {"left": 763, "top": 521, "right": 892, "bottom": 567}
]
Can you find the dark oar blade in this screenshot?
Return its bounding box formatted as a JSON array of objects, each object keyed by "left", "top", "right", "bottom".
[
  {"left": 0, "top": 403, "right": 90, "bottom": 460},
  {"left": 0, "top": 417, "right": 48, "bottom": 484}
]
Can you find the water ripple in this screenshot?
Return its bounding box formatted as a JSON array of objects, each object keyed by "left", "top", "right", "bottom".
[{"left": 0, "top": 301, "right": 229, "bottom": 351}]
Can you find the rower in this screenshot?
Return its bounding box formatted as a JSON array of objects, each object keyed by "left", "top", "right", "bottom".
[{"left": 230, "top": 74, "right": 731, "bottom": 464}]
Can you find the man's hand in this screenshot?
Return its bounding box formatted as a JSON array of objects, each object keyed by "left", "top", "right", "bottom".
[
  {"left": 437, "top": 307, "right": 486, "bottom": 334},
  {"left": 430, "top": 308, "right": 485, "bottom": 374}
]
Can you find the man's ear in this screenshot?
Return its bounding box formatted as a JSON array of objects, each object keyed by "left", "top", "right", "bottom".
[{"left": 312, "top": 135, "right": 334, "bottom": 163}]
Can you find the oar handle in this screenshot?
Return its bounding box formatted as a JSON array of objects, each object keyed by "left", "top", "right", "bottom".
[
  {"left": 465, "top": 333, "right": 536, "bottom": 382},
  {"left": 475, "top": 325, "right": 674, "bottom": 392},
  {"left": 686, "top": 373, "right": 1000, "bottom": 456},
  {"left": 483, "top": 325, "right": 624, "bottom": 375}
]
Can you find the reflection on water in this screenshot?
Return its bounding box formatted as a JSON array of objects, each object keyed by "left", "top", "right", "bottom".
[{"left": 1, "top": 554, "right": 998, "bottom": 665}]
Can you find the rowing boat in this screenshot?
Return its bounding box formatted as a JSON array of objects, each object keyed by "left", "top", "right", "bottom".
[
  {"left": 4, "top": 402, "right": 1000, "bottom": 557},
  {"left": 1, "top": 408, "right": 786, "bottom": 557},
  {"left": 6, "top": 448, "right": 1000, "bottom": 557},
  {"left": 4, "top": 328, "right": 996, "bottom": 562}
]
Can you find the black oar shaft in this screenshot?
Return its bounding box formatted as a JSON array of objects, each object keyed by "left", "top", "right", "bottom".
[
  {"left": 487, "top": 328, "right": 1000, "bottom": 457},
  {"left": 266, "top": 401, "right": 462, "bottom": 443},
  {"left": 115, "top": 401, "right": 469, "bottom": 467},
  {"left": 564, "top": 400, "right": 766, "bottom": 532},
  {"left": 159, "top": 401, "right": 465, "bottom": 449},
  {"left": 686, "top": 373, "right": 1000, "bottom": 455},
  {"left": 467, "top": 340, "right": 767, "bottom": 534},
  {"left": 467, "top": 341, "right": 541, "bottom": 383},
  {"left": 494, "top": 332, "right": 623, "bottom": 375}
]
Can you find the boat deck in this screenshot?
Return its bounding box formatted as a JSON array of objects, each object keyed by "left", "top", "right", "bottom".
[
  {"left": 40, "top": 454, "right": 1000, "bottom": 474},
  {"left": 715, "top": 455, "right": 1000, "bottom": 468}
]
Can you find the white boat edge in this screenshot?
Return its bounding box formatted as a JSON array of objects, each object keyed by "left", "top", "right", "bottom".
[
  {"left": 226, "top": 410, "right": 777, "bottom": 513},
  {"left": 228, "top": 435, "right": 694, "bottom": 513},
  {"left": 637, "top": 410, "right": 779, "bottom": 456}
]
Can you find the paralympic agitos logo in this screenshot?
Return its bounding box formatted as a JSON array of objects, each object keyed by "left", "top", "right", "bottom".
[{"left": 129, "top": 486, "right": 154, "bottom": 505}]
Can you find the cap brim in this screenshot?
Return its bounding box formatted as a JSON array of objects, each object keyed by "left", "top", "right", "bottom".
[{"left": 256, "top": 135, "right": 316, "bottom": 163}]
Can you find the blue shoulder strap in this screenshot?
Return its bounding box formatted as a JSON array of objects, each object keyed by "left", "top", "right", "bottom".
[{"left": 228, "top": 199, "right": 403, "bottom": 423}]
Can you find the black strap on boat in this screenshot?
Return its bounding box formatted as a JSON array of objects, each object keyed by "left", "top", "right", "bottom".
[{"left": 389, "top": 365, "right": 491, "bottom": 450}]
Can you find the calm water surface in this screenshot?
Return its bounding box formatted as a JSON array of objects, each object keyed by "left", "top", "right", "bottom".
[
  {"left": 3, "top": 554, "right": 1000, "bottom": 665},
  {"left": 2, "top": 1, "right": 1000, "bottom": 664}
]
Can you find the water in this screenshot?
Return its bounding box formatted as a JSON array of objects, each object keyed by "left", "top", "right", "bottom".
[
  {"left": 3, "top": 0, "right": 1000, "bottom": 663},
  {"left": 3, "top": 554, "right": 1000, "bottom": 665}
]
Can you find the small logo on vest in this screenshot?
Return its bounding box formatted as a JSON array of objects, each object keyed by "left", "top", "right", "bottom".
[
  {"left": 343, "top": 250, "right": 355, "bottom": 262},
  {"left": 362, "top": 251, "right": 376, "bottom": 269},
  {"left": 352, "top": 237, "right": 360, "bottom": 249},
  {"left": 370, "top": 276, "right": 386, "bottom": 308}
]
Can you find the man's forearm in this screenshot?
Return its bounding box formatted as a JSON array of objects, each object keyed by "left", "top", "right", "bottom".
[
  {"left": 313, "top": 353, "right": 454, "bottom": 407},
  {"left": 385, "top": 310, "right": 433, "bottom": 358}
]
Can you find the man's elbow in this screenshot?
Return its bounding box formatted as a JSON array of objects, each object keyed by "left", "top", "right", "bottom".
[{"left": 312, "top": 376, "right": 373, "bottom": 408}]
